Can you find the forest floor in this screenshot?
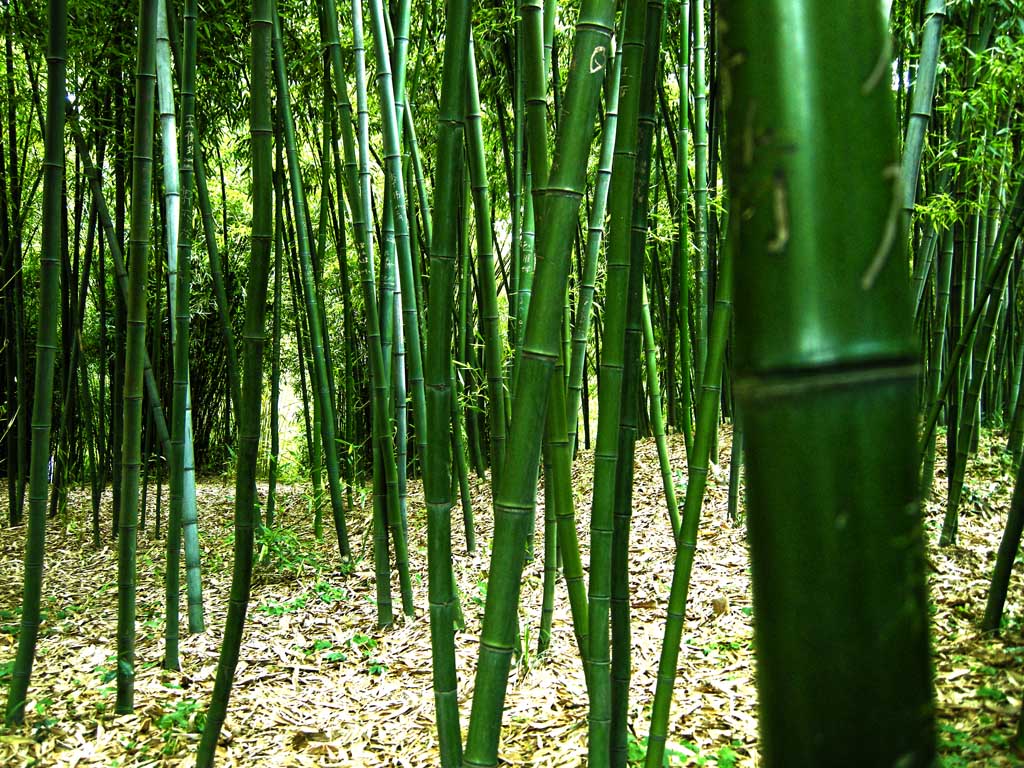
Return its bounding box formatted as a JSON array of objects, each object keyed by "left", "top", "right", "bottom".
[{"left": 1, "top": 427, "right": 1023, "bottom": 767}]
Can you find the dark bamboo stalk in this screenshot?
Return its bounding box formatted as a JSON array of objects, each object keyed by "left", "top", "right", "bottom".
[
  {"left": 4, "top": 0, "right": 66, "bottom": 723},
  {"left": 196, "top": 0, "right": 274, "bottom": 758}
]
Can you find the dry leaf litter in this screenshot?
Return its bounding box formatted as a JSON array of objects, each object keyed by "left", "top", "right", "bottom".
[{"left": 0, "top": 427, "right": 1021, "bottom": 766}]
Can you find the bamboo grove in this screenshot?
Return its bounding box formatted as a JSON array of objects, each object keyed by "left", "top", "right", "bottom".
[{"left": 1, "top": 0, "right": 1024, "bottom": 764}]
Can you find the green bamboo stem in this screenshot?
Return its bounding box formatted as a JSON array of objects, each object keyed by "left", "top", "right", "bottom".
[
  {"left": 610, "top": 273, "right": 642, "bottom": 768},
  {"left": 366, "top": 0, "right": 429, "bottom": 486},
  {"left": 691, "top": 0, "right": 709, "bottom": 393},
  {"left": 451, "top": 365, "right": 475, "bottom": 553},
  {"left": 285, "top": 237, "right": 321, "bottom": 530},
  {"left": 727, "top": 416, "right": 742, "bottom": 523},
  {"left": 393, "top": 243, "right": 410, "bottom": 533},
  {"left": 3, "top": 0, "right": 65, "bottom": 724},
  {"left": 194, "top": 148, "right": 242, "bottom": 420},
  {"left": 111, "top": 76, "right": 126, "bottom": 543},
  {"left": 520, "top": 0, "right": 550, "bottom": 193},
  {"left": 1008, "top": 324, "right": 1024, "bottom": 463},
  {"left": 508, "top": 31, "right": 524, "bottom": 359},
  {"left": 155, "top": 0, "right": 180, "bottom": 336},
  {"left": 74, "top": 114, "right": 206, "bottom": 635},
  {"left": 271, "top": 4, "right": 353, "bottom": 561},
  {"left": 642, "top": 279, "right": 681, "bottom": 536},
  {"left": 717, "top": 3, "right": 935, "bottom": 764},
  {"left": 165, "top": 0, "right": 198, "bottom": 672},
  {"left": 901, "top": 0, "right": 947, "bottom": 222},
  {"left": 321, "top": 0, "right": 358, "bottom": 209},
  {"left": 611, "top": 3, "right": 666, "bottom": 759},
  {"left": 674, "top": 0, "right": 693, "bottom": 452},
  {"left": 515, "top": 169, "right": 536, "bottom": 377},
  {"left": 349, "top": 0, "right": 404, "bottom": 629},
  {"left": 462, "top": 0, "right": 616, "bottom": 761},
  {"left": 69, "top": 118, "right": 174, "bottom": 500},
  {"left": 588, "top": 0, "right": 647, "bottom": 759},
  {"left": 326, "top": 117, "right": 356, "bottom": 505},
  {"left": 116, "top": 0, "right": 158, "bottom": 714},
  {"left": 920, "top": 179, "right": 1024, "bottom": 455},
  {"left": 538, "top": 460, "right": 557, "bottom": 655},
  {"left": 155, "top": 0, "right": 203, "bottom": 635},
  {"left": 912, "top": 225, "right": 940, "bottom": 321},
  {"left": 177, "top": 0, "right": 204, "bottom": 637},
  {"left": 644, "top": 218, "right": 732, "bottom": 768},
  {"left": 79, "top": 339, "right": 102, "bottom": 549},
  {"left": 47, "top": 185, "right": 98, "bottom": 523},
  {"left": 405, "top": 105, "right": 432, "bottom": 254},
  {"left": 195, "top": 0, "right": 274, "bottom": 758},
  {"left": 466, "top": 37, "right": 507, "bottom": 489},
  {"left": 423, "top": 0, "right": 472, "bottom": 756},
  {"left": 940, "top": 180, "right": 1024, "bottom": 545},
  {"left": 545, "top": 364, "right": 591, "bottom": 674},
  {"left": 983, "top": 448, "right": 1024, "bottom": 632},
  {"left": 2, "top": 5, "right": 27, "bottom": 529},
  {"left": 567, "top": 50, "right": 620, "bottom": 452},
  {"left": 371, "top": 440, "right": 394, "bottom": 629},
  {"left": 267, "top": 170, "right": 284, "bottom": 527},
  {"left": 380, "top": 199, "right": 396, "bottom": 386},
  {"left": 404, "top": 153, "right": 427, "bottom": 417}
]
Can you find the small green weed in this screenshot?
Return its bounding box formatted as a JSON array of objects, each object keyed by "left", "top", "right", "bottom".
[
  {"left": 159, "top": 699, "right": 204, "bottom": 731},
  {"left": 34, "top": 697, "right": 54, "bottom": 716},
  {"left": 158, "top": 699, "right": 205, "bottom": 755},
  {"left": 315, "top": 581, "right": 348, "bottom": 603},
  {"left": 471, "top": 580, "right": 488, "bottom": 607},
  {"left": 255, "top": 526, "right": 320, "bottom": 574},
  {"left": 350, "top": 634, "right": 377, "bottom": 654},
  {"left": 257, "top": 596, "right": 308, "bottom": 616},
  {"left": 976, "top": 685, "right": 1007, "bottom": 703},
  {"left": 716, "top": 745, "right": 740, "bottom": 768},
  {"left": 349, "top": 634, "right": 386, "bottom": 675},
  {"left": 305, "top": 639, "right": 334, "bottom": 656},
  {"left": 626, "top": 734, "right": 705, "bottom": 766}
]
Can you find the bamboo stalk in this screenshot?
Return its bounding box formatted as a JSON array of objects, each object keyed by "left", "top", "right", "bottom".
[
  {"left": 4, "top": 0, "right": 66, "bottom": 724},
  {"left": 196, "top": 0, "right": 274, "bottom": 757}
]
